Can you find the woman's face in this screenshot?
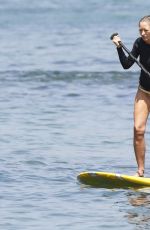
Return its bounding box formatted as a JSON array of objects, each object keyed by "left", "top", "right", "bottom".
[{"left": 139, "top": 21, "right": 150, "bottom": 44}]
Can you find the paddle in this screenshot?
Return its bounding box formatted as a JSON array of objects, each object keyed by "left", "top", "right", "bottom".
[{"left": 110, "top": 33, "right": 150, "bottom": 78}]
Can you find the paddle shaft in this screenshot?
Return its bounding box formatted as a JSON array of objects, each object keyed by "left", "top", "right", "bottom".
[{"left": 110, "top": 33, "right": 150, "bottom": 78}]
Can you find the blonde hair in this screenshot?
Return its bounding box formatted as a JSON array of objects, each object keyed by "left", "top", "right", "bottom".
[{"left": 139, "top": 15, "right": 150, "bottom": 25}]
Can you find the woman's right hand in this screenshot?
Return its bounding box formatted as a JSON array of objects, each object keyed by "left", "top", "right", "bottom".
[{"left": 112, "top": 35, "right": 122, "bottom": 48}]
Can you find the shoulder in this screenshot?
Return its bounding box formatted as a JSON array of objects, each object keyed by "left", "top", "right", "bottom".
[
  {"left": 134, "top": 37, "right": 142, "bottom": 47},
  {"left": 132, "top": 37, "right": 145, "bottom": 52}
]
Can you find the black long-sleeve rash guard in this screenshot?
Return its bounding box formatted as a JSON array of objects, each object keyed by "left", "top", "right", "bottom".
[{"left": 117, "top": 37, "right": 150, "bottom": 91}]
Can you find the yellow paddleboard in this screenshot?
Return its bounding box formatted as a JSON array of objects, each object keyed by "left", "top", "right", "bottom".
[{"left": 77, "top": 172, "right": 150, "bottom": 189}]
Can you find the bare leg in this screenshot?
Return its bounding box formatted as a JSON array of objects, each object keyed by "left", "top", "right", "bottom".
[{"left": 134, "top": 89, "right": 150, "bottom": 177}]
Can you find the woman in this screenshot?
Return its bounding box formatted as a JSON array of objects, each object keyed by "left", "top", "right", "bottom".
[{"left": 112, "top": 15, "right": 150, "bottom": 177}]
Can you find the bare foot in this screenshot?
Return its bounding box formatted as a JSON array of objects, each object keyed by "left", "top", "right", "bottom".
[{"left": 134, "top": 170, "right": 144, "bottom": 177}]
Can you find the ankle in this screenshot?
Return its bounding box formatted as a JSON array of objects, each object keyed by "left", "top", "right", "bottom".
[{"left": 137, "top": 169, "right": 144, "bottom": 177}]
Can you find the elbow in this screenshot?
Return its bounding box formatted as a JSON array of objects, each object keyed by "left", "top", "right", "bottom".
[
  {"left": 123, "top": 66, "right": 130, "bottom": 69},
  {"left": 122, "top": 64, "right": 130, "bottom": 69}
]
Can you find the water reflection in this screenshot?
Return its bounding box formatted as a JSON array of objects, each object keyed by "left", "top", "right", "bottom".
[{"left": 126, "top": 191, "right": 150, "bottom": 229}]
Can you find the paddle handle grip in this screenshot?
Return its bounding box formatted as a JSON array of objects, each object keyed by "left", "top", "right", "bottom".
[{"left": 110, "top": 33, "right": 119, "bottom": 40}]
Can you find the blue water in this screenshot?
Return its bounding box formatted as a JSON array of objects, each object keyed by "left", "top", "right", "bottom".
[{"left": 1, "top": 1, "right": 150, "bottom": 229}]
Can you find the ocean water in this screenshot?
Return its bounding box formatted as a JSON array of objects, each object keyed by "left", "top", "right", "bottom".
[{"left": 1, "top": 1, "right": 150, "bottom": 230}]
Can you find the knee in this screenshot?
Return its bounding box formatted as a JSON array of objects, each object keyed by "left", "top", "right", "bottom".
[{"left": 134, "top": 125, "right": 145, "bottom": 138}]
